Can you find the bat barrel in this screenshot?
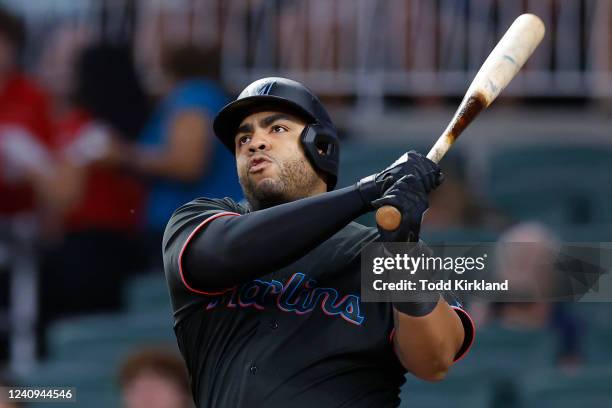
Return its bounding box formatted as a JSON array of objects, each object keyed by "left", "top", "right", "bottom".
[
  {"left": 375, "top": 13, "right": 545, "bottom": 233},
  {"left": 467, "top": 13, "right": 545, "bottom": 105}
]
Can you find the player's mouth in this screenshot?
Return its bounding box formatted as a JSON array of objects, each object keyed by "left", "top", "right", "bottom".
[{"left": 248, "top": 155, "right": 273, "bottom": 173}]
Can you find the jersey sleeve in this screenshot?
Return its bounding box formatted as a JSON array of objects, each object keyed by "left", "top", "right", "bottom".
[{"left": 162, "top": 197, "right": 243, "bottom": 319}]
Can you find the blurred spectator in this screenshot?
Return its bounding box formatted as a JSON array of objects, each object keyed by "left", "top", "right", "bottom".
[
  {"left": 495, "top": 222, "right": 561, "bottom": 302},
  {"left": 0, "top": 399, "right": 16, "bottom": 408},
  {"left": 0, "top": 5, "right": 53, "bottom": 367},
  {"left": 110, "top": 44, "right": 242, "bottom": 266},
  {"left": 0, "top": 398, "right": 16, "bottom": 408},
  {"left": 119, "top": 347, "right": 192, "bottom": 408},
  {"left": 36, "top": 25, "right": 91, "bottom": 117},
  {"left": 486, "top": 222, "right": 583, "bottom": 368},
  {"left": 0, "top": 6, "right": 53, "bottom": 215},
  {"left": 37, "top": 44, "right": 150, "bottom": 355},
  {"left": 0, "top": 375, "right": 18, "bottom": 408}
]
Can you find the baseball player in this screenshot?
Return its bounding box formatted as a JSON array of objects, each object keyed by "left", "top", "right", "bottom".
[{"left": 163, "top": 77, "right": 475, "bottom": 407}]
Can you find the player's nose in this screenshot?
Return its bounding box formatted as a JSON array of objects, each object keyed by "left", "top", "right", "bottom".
[{"left": 248, "top": 129, "right": 271, "bottom": 153}]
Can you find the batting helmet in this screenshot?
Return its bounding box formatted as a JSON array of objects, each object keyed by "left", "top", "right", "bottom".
[{"left": 213, "top": 77, "right": 340, "bottom": 190}]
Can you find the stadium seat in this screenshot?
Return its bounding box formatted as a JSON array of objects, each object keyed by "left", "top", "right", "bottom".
[
  {"left": 21, "top": 361, "right": 119, "bottom": 408},
  {"left": 400, "top": 367, "right": 493, "bottom": 408},
  {"left": 584, "top": 326, "right": 612, "bottom": 367},
  {"left": 487, "top": 145, "right": 612, "bottom": 225},
  {"left": 124, "top": 271, "right": 171, "bottom": 313},
  {"left": 402, "top": 326, "right": 558, "bottom": 408},
  {"left": 47, "top": 312, "right": 175, "bottom": 362},
  {"left": 551, "top": 224, "right": 612, "bottom": 242},
  {"left": 467, "top": 325, "right": 556, "bottom": 372},
  {"left": 421, "top": 227, "right": 499, "bottom": 243},
  {"left": 573, "top": 302, "right": 612, "bottom": 330},
  {"left": 455, "top": 325, "right": 557, "bottom": 407},
  {"left": 33, "top": 309, "right": 178, "bottom": 407},
  {"left": 519, "top": 367, "right": 612, "bottom": 408}
]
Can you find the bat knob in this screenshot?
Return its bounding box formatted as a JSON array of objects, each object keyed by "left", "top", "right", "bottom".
[{"left": 375, "top": 205, "right": 402, "bottom": 231}]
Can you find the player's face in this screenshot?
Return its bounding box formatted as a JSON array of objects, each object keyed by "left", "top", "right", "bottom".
[{"left": 235, "top": 110, "right": 327, "bottom": 209}]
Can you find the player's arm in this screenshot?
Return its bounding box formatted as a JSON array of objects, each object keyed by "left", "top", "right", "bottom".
[
  {"left": 168, "top": 151, "right": 435, "bottom": 294},
  {"left": 392, "top": 297, "right": 472, "bottom": 381},
  {"left": 372, "top": 164, "right": 474, "bottom": 381}
]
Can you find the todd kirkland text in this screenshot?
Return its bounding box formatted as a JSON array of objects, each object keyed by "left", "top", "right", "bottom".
[{"left": 373, "top": 279, "right": 509, "bottom": 292}]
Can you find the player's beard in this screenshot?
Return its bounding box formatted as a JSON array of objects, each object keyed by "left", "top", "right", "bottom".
[{"left": 239, "top": 155, "right": 322, "bottom": 210}]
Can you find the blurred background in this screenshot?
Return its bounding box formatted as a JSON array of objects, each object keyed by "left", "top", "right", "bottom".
[{"left": 0, "top": 0, "right": 611, "bottom": 407}]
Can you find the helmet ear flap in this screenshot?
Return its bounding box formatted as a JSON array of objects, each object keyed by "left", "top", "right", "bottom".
[{"left": 300, "top": 124, "right": 340, "bottom": 190}]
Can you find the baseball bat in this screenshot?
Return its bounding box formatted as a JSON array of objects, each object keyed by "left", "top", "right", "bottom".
[{"left": 375, "top": 13, "right": 545, "bottom": 232}]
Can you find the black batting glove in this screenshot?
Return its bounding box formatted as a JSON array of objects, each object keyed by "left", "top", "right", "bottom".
[
  {"left": 372, "top": 174, "right": 437, "bottom": 242},
  {"left": 356, "top": 150, "right": 443, "bottom": 208}
]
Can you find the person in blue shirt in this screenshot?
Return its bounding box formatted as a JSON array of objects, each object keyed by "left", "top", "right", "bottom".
[{"left": 111, "top": 45, "right": 242, "bottom": 262}]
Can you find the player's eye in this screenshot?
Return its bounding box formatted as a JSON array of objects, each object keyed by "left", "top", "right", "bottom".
[
  {"left": 237, "top": 135, "right": 251, "bottom": 146},
  {"left": 271, "top": 125, "right": 286, "bottom": 133}
]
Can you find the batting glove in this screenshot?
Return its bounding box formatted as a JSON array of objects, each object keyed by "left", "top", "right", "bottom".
[
  {"left": 356, "top": 150, "right": 443, "bottom": 209},
  {"left": 372, "top": 173, "right": 438, "bottom": 242}
]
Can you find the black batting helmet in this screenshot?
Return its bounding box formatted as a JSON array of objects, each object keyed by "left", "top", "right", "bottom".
[{"left": 213, "top": 77, "right": 340, "bottom": 190}]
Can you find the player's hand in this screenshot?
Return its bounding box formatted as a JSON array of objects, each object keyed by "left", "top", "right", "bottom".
[
  {"left": 357, "top": 150, "right": 443, "bottom": 207},
  {"left": 372, "top": 174, "right": 435, "bottom": 242}
]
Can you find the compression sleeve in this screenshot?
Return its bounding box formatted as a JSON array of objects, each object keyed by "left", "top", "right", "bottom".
[{"left": 182, "top": 185, "right": 369, "bottom": 293}]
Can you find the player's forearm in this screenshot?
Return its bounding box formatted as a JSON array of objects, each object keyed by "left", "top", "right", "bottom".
[
  {"left": 182, "top": 185, "right": 369, "bottom": 291},
  {"left": 393, "top": 299, "right": 465, "bottom": 381}
]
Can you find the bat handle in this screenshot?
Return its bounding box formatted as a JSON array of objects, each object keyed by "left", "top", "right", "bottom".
[
  {"left": 375, "top": 144, "right": 446, "bottom": 232},
  {"left": 375, "top": 205, "right": 402, "bottom": 231}
]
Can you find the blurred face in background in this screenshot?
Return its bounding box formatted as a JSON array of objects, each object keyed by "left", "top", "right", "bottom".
[
  {"left": 122, "top": 370, "right": 190, "bottom": 408},
  {"left": 160, "top": 44, "right": 221, "bottom": 94},
  {"left": 0, "top": 33, "right": 15, "bottom": 78},
  {"left": 495, "top": 222, "right": 560, "bottom": 299}
]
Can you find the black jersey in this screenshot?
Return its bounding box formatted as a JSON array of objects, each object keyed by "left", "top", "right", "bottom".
[{"left": 163, "top": 197, "right": 407, "bottom": 407}]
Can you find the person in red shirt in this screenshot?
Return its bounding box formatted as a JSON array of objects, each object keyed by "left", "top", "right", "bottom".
[
  {"left": 53, "top": 108, "right": 145, "bottom": 233},
  {"left": 0, "top": 6, "right": 53, "bottom": 214},
  {"left": 36, "top": 44, "right": 151, "bottom": 356},
  {"left": 0, "top": 6, "right": 54, "bottom": 366}
]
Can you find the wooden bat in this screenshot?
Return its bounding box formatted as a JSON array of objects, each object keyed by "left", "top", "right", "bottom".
[{"left": 375, "top": 13, "right": 545, "bottom": 232}]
